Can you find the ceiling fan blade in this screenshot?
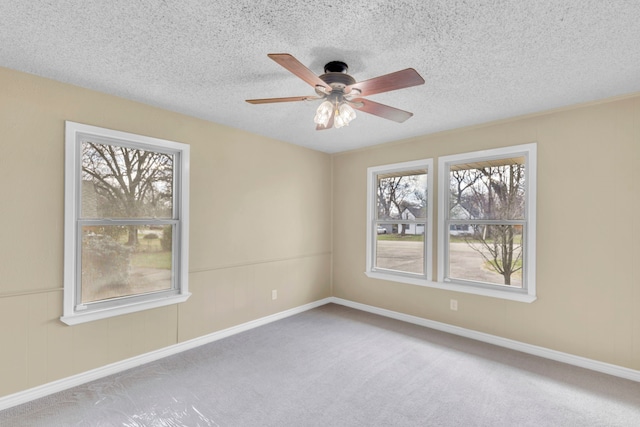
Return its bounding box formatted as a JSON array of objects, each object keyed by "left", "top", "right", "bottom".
[
  {"left": 268, "top": 53, "right": 331, "bottom": 92},
  {"left": 246, "top": 96, "right": 321, "bottom": 104},
  {"left": 352, "top": 98, "right": 414, "bottom": 123},
  {"left": 346, "top": 68, "right": 424, "bottom": 97}
]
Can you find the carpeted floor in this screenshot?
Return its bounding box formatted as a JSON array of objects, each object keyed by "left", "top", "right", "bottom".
[{"left": 1, "top": 303, "right": 639, "bottom": 426}]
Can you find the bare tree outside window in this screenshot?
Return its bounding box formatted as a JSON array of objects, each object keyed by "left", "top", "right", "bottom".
[
  {"left": 448, "top": 158, "right": 526, "bottom": 286},
  {"left": 82, "top": 142, "right": 173, "bottom": 243},
  {"left": 80, "top": 141, "right": 175, "bottom": 303}
]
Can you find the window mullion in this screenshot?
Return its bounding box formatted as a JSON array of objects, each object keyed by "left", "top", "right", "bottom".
[
  {"left": 78, "top": 219, "right": 178, "bottom": 226},
  {"left": 448, "top": 219, "right": 526, "bottom": 225}
]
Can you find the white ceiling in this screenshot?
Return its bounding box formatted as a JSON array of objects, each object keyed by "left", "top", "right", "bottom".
[{"left": 1, "top": 1, "right": 639, "bottom": 153}]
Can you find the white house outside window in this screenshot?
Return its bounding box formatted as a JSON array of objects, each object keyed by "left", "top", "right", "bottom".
[
  {"left": 366, "top": 159, "right": 433, "bottom": 286},
  {"left": 62, "top": 122, "right": 190, "bottom": 325},
  {"left": 437, "top": 143, "right": 537, "bottom": 302}
]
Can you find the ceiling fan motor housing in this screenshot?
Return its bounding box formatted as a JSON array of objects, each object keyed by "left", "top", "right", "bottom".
[{"left": 317, "top": 61, "right": 356, "bottom": 96}]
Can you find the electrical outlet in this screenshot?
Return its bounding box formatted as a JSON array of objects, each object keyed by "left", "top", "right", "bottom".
[
  {"left": 450, "top": 299, "right": 458, "bottom": 311},
  {"left": 272, "top": 289, "right": 278, "bottom": 300}
]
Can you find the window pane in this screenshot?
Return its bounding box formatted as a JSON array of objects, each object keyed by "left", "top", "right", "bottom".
[
  {"left": 448, "top": 224, "right": 523, "bottom": 287},
  {"left": 449, "top": 158, "right": 525, "bottom": 220},
  {"left": 81, "top": 225, "right": 173, "bottom": 303},
  {"left": 376, "top": 231, "right": 424, "bottom": 275},
  {"left": 81, "top": 141, "right": 174, "bottom": 218},
  {"left": 376, "top": 172, "right": 427, "bottom": 220}
]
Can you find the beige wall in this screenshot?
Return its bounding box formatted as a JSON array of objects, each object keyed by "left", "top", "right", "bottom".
[
  {"left": 0, "top": 67, "right": 332, "bottom": 397},
  {"left": 1, "top": 64, "right": 638, "bottom": 400},
  {"left": 332, "top": 95, "right": 640, "bottom": 370}
]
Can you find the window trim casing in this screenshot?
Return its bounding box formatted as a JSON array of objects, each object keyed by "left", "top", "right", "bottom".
[
  {"left": 61, "top": 121, "right": 191, "bottom": 325},
  {"left": 437, "top": 143, "right": 537, "bottom": 302},
  {"left": 365, "top": 158, "right": 433, "bottom": 286}
]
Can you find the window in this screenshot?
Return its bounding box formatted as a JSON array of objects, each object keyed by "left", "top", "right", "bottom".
[
  {"left": 438, "top": 143, "right": 536, "bottom": 302},
  {"left": 62, "top": 122, "right": 190, "bottom": 325},
  {"left": 366, "top": 159, "right": 433, "bottom": 285}
]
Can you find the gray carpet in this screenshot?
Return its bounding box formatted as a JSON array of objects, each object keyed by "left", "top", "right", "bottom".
[{"left": 1, "top": 303, "right": 639, "bottom": 426}]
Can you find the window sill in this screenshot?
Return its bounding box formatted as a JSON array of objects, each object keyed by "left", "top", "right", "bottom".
[
  {"left": 365, "top": 271, "right": 536, "bottom": 303},
  {"left": 60, "top": 292, "right": 191, "bottom": 325},
  {"left": 365, "top": 270, "right": 431, "bottom": 287}
]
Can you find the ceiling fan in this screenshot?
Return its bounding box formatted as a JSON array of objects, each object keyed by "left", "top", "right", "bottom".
[{"left": 246, "top": 54, "right": 425, "bottom": 130}]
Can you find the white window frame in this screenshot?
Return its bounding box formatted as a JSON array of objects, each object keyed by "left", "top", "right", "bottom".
[
  {"left": 61, "top": 121, "right": 190, "bottom": 325},
  {"left": 365, "top": 159, "right": 433, "bottom": 286},
  {"left": 437, "top": 143, "right": 537, "bottom": 303}
]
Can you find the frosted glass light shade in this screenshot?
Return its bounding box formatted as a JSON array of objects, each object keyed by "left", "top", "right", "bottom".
[
  {"left": 314, "top": 100, "right": 333, "bottom": 127},
  {"left": 334, "top": 103, "right": 356, "bottom": 128}
]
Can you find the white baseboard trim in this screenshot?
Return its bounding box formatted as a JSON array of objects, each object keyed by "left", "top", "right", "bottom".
[
  {"left": 329, "top": 297, "right": 640, "bottom": 383},
  {"left": 0, "top": 297, "right": 333, "bottom": 412},
  {"left": 2, "top": 295, "right": 638, "bottom": 412}
]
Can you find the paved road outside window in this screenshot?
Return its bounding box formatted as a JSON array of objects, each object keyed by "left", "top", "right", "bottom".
[{"left": 375, "top": 240, "right": 522, "bottom": 287}]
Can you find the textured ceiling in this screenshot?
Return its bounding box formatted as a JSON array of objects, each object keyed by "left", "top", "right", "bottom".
[{"left": 1, "top": 1, "right": 639, "bottom": 153}]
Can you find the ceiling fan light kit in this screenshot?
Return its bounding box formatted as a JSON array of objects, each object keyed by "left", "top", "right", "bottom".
[{"left": 246, "top": 54, "right": 425, "bottom": 131}]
